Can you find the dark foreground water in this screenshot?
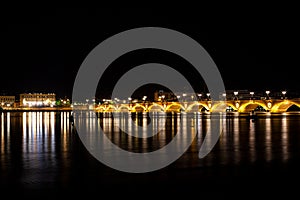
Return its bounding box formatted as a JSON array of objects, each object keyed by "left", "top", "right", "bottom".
[{"left": 0, "top": 111, "right": 300, "bottom": 198}]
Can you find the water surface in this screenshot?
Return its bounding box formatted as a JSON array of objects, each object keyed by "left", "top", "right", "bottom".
[{"left": 0, "top": 111, "right": 299, "bottom": 197}]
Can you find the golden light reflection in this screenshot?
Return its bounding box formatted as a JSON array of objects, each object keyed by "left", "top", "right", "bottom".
[
  {"left": 50, "top": 112, "right": 55, "bottom": 151},
  {"left": 113, "top": 113, "right": 121, "bottom": 149},
  {"left": 0, "top": 110, "right": 297, "bottom": 173},
  {"left": 1, "top": 113, "right": 5, "bottom": 156},
  {"left": 22, "top": 112, "right": 27, "bottom": 153},
  {"left": 196, "top": 113, "right": 202, "bottom": 144},
  {"left": 188, "top": 113, "right": 199, "bottom": 156},
  {"left": 178, "top": 113, "right": 187, "bottom": 148},
  {"left": 21, "top": 111, "right": 70, "bottom": 156},
  {"left": 281, "top": 116, "right": 288, "bottom": 162},
  {"left": 265, "top": 117, "right": 272, "bottom": 162},
  {"left": 61, "top": 112, "right": 69, "bottom": 154},
  {"left": 249, "top": 120, "right": 256, "bottom": 162},
  {"left": 233, "top": 117, "right": 240, "bottom": 164},
  {"left": 201, "top": 116, "right": 213, "bottom": 166},
  {"left": 7, "top": 113, "right": 10, "bottom": 138},
  {"left": 0, "top": 113, "right": 10, "bottom": 170},
  {"left": 142, "top": 113, "right": 147, "bottom": 139},
  {"left": 127, "top": 113, "right": 132, "bottom": 149}
]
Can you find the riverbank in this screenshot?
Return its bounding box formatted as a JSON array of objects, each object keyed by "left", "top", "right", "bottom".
[{"left": 0, "top": 107, "right": 73, "bottom": 112}]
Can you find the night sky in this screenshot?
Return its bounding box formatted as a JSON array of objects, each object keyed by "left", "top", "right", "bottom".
[{"left": 1, "top": 8, "right": 299, "bottom": 100}]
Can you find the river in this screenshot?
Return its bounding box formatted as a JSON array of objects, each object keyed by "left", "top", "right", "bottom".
[{"left": 0, "top": 111, "right": 299, "bottom": 198}]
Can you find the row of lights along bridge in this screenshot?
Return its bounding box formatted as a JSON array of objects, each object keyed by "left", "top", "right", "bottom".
[{"left": 88, "top": 90, "right": 289, "bottom": 105}]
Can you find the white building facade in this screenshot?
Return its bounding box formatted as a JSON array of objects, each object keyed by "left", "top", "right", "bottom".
[
  {"left": 20, "top": 93, "right": 56, "bottom": 107},
  {"left": 0, "top": 96, "right": 15, "bottom": 107}
]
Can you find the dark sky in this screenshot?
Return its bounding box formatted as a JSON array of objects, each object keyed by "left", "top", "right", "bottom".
[{"left": 1, "top": 8, "right": 299, "bottom": 99}]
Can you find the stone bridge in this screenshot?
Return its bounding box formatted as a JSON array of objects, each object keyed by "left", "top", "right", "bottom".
[{"left": 94, "top": 99, "right": 300, "bottom": 113}]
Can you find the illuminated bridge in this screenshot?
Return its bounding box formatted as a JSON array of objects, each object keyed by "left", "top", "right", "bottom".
[{"left": 94, "top": 99, "right": 300, "bottom": 113}]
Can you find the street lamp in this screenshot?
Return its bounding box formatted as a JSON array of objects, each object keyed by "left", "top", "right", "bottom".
[
  {"left": 182, "top": 93, "right": 186, "bottom": 101},
  {"left": 282, "top": 91, "right": 287, "bottom": 99},
  {"left": 197, "top": 93, "right": 202, "bottom": 100},
  {"left": 250, "top": 92, "right": 254, "bottom": 100},
  {"left": 266, "top": 90, "right": 270, "bottom": 99},
  {"left": 114, "top": 98, "right": 120, "bottom": 104},
  {"left": 206, "top": 93, "right": 210, "bottom": 100},
  {"left": 161, "top": 95, "right": 165, "bottom": 102},
  {"left": 142, "top": 96, "right": 147, "bottom": 103},
  {"left": 234, "top": 91, "right": 238, "bottom": 100}
]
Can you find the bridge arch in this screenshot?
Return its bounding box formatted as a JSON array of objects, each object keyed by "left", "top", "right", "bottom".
[
  {"left": 165, "top": 102, "right": 186, "bottom": 112},
  {"left": 271, "top": 101, "right": 300, "bottom": 112},
  {"left": 226, "top": 102, "right": 238, "bottom": 111},
  {"left": 104, "top": 105, "right": 118, "bottom": 112},
  {"left": 96, "top": 105, "right": 106, "bottom": 112},
  {"left": 186, "top": 102, "right": 209, "bottom": 112},
  {"left": 209, "top": 101, "right": 228, "bottom": 112},
  {"left": 238, "top": 102, "right": 269, "bottom": 112},
  {"left": 288, "top": 102, "right": 300, "bottom": 111},
  {"left": 148, "top": 104, "right": 165, "bottom": 112},
  {"left": 131, "top": 104, "right": 147, "bottom": 112},
  {"left": 117, "top": 105, "right": 130, "bottom": 112}
]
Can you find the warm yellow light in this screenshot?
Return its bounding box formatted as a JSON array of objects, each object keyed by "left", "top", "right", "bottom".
[{"left": 267, "top": 102, "right": 272, "bottom": 108}]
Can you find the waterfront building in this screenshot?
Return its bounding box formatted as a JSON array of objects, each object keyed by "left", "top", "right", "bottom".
[
  {"left": 0, "top": 96, "right": 15, "bottom": 107},
  {"left": 20, "top": 93, "right": 56, "bottom": 107}
]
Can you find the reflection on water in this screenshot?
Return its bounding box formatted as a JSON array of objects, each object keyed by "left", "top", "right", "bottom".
[
  {"left": 265, "top": 117, "right": 272, "bottom": 162},
  {"left": 1, "top": 111, "right": 300, "bottom": 187},
  {"left": 0, "top": 112, "right": 74, "bottom": 185},
  {"left": 249, "top": 119, "right": 256, "bottom": 162},
  {"left": 281, "top": 116, "right": 288, "bottom": 161}
]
